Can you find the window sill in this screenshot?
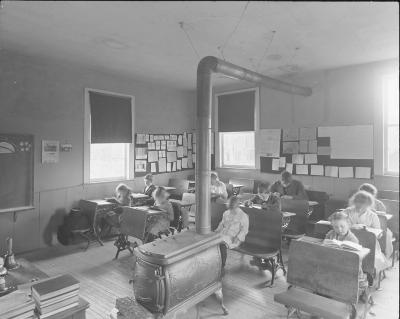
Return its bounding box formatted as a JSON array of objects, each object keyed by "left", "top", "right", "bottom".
[
  {"left": 218, "top": 166, "right": 256, "bottom": 170},
  {"left": 87, "top": 178, "right": 131, "bottom": 185}
]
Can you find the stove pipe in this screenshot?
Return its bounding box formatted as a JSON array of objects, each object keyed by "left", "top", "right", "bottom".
[{"left": 195, "top": 56, "right": 312, "bottom": 235}]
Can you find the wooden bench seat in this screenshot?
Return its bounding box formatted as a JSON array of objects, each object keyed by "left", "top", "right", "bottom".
[
  {"left": 274, "top": 287, "right": 353, "bottom": 319},
  {"left": 234, "top": 243, "right": 279, "bottom": 259}
]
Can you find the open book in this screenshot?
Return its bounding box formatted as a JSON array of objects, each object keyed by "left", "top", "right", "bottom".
[{"left": 322, "top": 239, "right": 363, "bottom": 251}]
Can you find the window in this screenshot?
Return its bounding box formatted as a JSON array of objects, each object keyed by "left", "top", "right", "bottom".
[
  {"left": 219, "top": 131, "right": 255, "bottom": 168},
  {"left": 383, "top": 75, "right": 399, "bottom": 175},
  {"left": 85, "top": 88, "right": 134, "bottom": 183},
  {"left": 90, "top": 143, "right": 129, "bottom": 182}
]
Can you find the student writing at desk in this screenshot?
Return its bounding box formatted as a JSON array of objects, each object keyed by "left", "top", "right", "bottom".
[
  {"left": 269, "top": 171, "right": 308, "bottom": 200},
  {"left": 211, "top": 172, "right": 228, "bottom": 203},
  {"left": 143, "top": 174, "right": 156, "bottom": 205},
  {"left": 359, "top": 183, "right": 393, "bottom": 259},
  {"left": 343, "top": 190, "right": 390, "bottom": 269}
]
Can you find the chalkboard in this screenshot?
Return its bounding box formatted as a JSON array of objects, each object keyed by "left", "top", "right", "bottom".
[{"left": 0, "top": 133, "right": 34, "bottom": 213}]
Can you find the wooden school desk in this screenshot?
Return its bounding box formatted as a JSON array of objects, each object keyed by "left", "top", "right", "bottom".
[{"left": 6, "top": 259, "right": 89, "bottom": 319}]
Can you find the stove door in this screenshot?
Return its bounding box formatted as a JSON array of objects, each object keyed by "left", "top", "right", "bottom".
[{"left": 133, "top": 258, "right": 165, "bottom": 313}]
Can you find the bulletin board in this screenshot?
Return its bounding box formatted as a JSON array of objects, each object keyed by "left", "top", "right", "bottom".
[
  {"left": 0, "top": 133, "right": 34, "bottom": 212},
  {"left": 134, "top": 132, "right": 196, "bottom": 177},
  {"left": 260, "top": 125, "right": 374, "bottom": 179}
]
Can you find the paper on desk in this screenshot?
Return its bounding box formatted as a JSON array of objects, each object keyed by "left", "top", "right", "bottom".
[
  {"left": 339, "top": 167, "right": 354, "bottom": 178},
  {"left": 355, "top": 167, "right": 371, "bottom": 179},
  {"left": 325, "top": 166, "right": 338, "bottom": 177},
  {"left": 304, "top": 153, "right": 317, "bottom": 164},
  {"left": 272, "top": 158, "right": 280, "bottom": 171},
  {"left": 295, "top": 164, "right": 309, "bottom": 175},
  {"left": 292, "top": 154, "right": 304, "bottom": 164},
  {"left": 286, "top": 163, "right": 293, "bottom": 174},
  {"left": 310, "top": 165, "right": 324, "bottom": 176}
]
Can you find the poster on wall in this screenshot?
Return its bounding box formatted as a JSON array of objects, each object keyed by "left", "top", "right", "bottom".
[{"left": 42, "top": 140, "right": 60, "bottom": 163}]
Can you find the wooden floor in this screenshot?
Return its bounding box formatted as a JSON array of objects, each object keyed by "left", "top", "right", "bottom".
[{"left": 21, "top": 238, "right": 399, "bottom": 319}]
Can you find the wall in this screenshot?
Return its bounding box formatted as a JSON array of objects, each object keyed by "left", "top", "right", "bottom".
[
  {"left": 214, "top": 59, "right": 399, "bottom": 199},
  {"left": 0, "top": 49, "right": 195, "bottom": 253}
]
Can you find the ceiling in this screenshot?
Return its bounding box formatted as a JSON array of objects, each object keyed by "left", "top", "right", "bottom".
[{"left": 0, "top": 1, "right": 398, "bottom": 89}]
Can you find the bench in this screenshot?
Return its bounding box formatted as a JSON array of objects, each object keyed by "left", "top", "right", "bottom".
[
  {"left": 274, "top": 238, "right": 371, "bottom": 319},
  {"left": 211, "top": 203, "right": 285, "bottom": 287}
]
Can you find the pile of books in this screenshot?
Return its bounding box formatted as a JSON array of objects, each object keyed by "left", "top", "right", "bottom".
[
  {"left": 31, "top": 274, "right": 80, "bottom": 318},
  {"left": 0, "top": 290, "right": 35, "bottom": 319}
]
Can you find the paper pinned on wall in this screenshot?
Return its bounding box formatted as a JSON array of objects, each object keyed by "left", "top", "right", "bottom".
[
  {"left": 325, "top": 166, "right": 338, "bottom": 178},
  {"left": 172, "top": 162, "right": 177, "bottom": 172},
  {"left": 151, "top": 163, "right": 157, "bottom": 173},
  {"left": 308, "top": 140, "right": 318, "bottom": 153},
  {"left": 299, "top": 140, "right": 308, "bottom": 153},
  {"left": 282, "top": 141, "right": 299, "bottom": 154},
  {"left": 286, "top": 163, "right": 293, "bottom": 174},
  {"left": 178, "top": 135, "right": 183, "bottom": 145},
  {"left": 183, "top": 133, "right": 188, "bottom": 147},
  {"left": 155, "top": 141, "right": 161, "bottom": 150},
  {"left": 272, "top": 158, "right": 280, "bottom": 171},
  {"left": 188, "top": 151, "right": 193, "bottom": 168},
  {"left": 282, "top": 128, "right": 299, "bottom": 141},
  {"left": 339, "top": 167, "right": 354, "bottom": 178},
  {"left": 177, "top": 146, "right": 184, "bottom": 158},
  {"left": 310, "top": 165, "right": 324, "bottom": 176},
  {"left": 188, "top": 134, "right": 192, "bottom": 149},
  {"left": 279, "top": 157, "right": 286, "bottom": 168},
  {"left": 158, "top": 158, "right": 167, "bottom": 173},
  {"left": 136, "top": 148, "right": 147, "bottom": 160},
  {"left": 147, "top": 151, "right": 159, "bottom": 163},
  {"left": 182, "top": 157, "right": 188, "bottom": 169},
  {"left": 318, "top": 127, "right": 331, "bottom": 137},
  {"left": 259, "top": 129, "right": 281, "bottom": 157},
  {"left": 170, "top": 135, "right": 178, "bottom": 141},
  {"left": 145, "top": 134, "right": 150, "bottom": 142},
  {"left": 158, "top": 135, "right": 164, "bottom": 141},
  {"left": 149, "top": 135, "right": 154, "bottom": 143},
  {"left": 167, "top": 151, "right": 177, "bottom": 162},
  {"left": 192, "top": 133, "right": 196, "bottom": 144},
  {"left": 167, "top": 141, "right": 177, "bottom": 151},
  {"left": 317, "top": 146, "right": 331, "bottom": 156},
  {"left": 296, "top": 164, "right": 309, "bottom": 175},
  {"left": 135, "top": 160, "right": 147, "bottom": 173},
  {"left": 304, "top": 153, "right": 318, "bottom": 164},
  {"left": 193, "top": 153, "right": 196, "bottom": 164},
  {"left": 300, "top": 127, "right": 316, "bottom": 140},
  {"left": 167, "top": 162, "right": 172, "bottom": 172},
  {"left": 161, "top": 141, "right": 166, "bottom": 150},
  {"left": 292, "top": 154, "right": 304, "bottom": 165},
  {"left": 148, "top": 142, "right": 156, "bottom": 150},
  {"left": 177, "top": 159, "right": 182, "bottom": 170},
  {"left": 183, "top": 146, "right": 188, "bottom": 157},
  {"left": 136, "top": 134, "right": 147, "bottom": 144},
  {"left": 355, "top": 167, "right": 371, "bottom": 179}
]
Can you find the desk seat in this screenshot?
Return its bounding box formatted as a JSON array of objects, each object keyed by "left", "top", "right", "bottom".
[
  {"left": 274, "top": 287, "right": 353, "bottom": 319},
  {"left": 234, "top": 243, "right": 279, "bottom": 259}
]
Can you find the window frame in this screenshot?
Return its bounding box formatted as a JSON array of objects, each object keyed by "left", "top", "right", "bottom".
[
  {"left": 84, "top": 88, "right": 135, "bottom": 184},
  {"left": 383, "top": 75, "right": 399, "bottom": 176},
  {"left": 215, "top": 87, "right": 260, "bottom": 170}
]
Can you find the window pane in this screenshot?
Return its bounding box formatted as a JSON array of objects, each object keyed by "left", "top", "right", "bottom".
[
  {"left": 220, "top": 132, "right": 255, "bottom": 167},
  {"left": 90, "top": 143, "right": 128, "bottom": 181},
  {"left": 385, "top": 75, "right": 399, "bottom": 125},
  {"left": 387, "top": 125, "right": 399, "bottom": 173}
]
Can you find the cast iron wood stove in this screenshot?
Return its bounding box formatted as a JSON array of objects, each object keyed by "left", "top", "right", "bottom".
[{"left": 123, "top": 57, "right": 311, "bottom": 318}]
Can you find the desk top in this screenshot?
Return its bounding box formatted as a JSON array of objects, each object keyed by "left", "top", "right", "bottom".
[
  {"left": 131, "top": 193, "right": 149, "bottom": 199},
  {"left": 315, "top": 220, "right": 383, "bottom": 237},
  {"left": 164, "top": 186, "right": 177, "bottom": 191},
  {"left": 231, "top": 184, "right": 244, "bottom": 188},
  {"left": 129, "top": 206, "right": 166, "bottom": 215},
  {"left": 169, "top": 199, "right": 195, "bottom": 207},
  {"left": 308, "top": 201, "right": 319, "bottom": 206}
]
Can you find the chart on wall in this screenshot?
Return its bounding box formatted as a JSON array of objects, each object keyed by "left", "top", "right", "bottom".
[
  {"left": 134, "top": 131, "right": 196, "bottom": 176},
  {"left": 260, "top": 125, "right": 374, "bottom": 179},
  {"left": 0, "top": 133, "right": 34, "bottom": 212}
]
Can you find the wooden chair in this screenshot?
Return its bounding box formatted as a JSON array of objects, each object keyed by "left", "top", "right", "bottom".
[
  {"left": 234, "top": 206, "right": 285, "bottom": 287},
  {"left": 281, "top": 199, "right": 310, "bottom": 240},
  {"left": 274, "top": 238, "right": 371, "bottom": 319},
  {"left": 168, "top": 178, "right": 189, "bottom": 200}
]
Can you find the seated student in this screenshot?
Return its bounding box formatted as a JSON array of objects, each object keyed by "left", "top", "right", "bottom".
[
  {"left": 343, "top": 190, "right": 390, "bottom": 269},
  {"left": 247, "top": 182, "right": 270, "bottom": 205},
  {"left": 325, "top": 211, "right": 359, "bottom": 243},
  {"left": 215, "top": 196, "right": 249, "bottom": 271},
  {"left": 143, "top": 174, "right": 156, "bottom": 205},
  {"left": 210, "top": 172, "right": 228, "bottom": 203},
  {"left": 104, "top": 183, "right": 133, "bottom": 228},
  {"left": 358, "top": 183, "right": 393, "bottom": 259},
  {"left": 153, "top": 187, "right": 174, "bottom": 222},
  {"left": 269, "top": 171, "right": 308, "bottom": 200}
]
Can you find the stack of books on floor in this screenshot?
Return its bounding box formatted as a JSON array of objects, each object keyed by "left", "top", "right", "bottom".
[
  {"left": 31, "top": 274, "right": 80, "bottom": 318},
  {"left": 0, "top": 290, "right": 35, "bottom": 319}
]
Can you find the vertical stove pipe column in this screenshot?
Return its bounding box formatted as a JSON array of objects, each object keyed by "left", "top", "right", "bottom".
[{"left": 195, "top": 56, "right": 311, "bottom": 235}]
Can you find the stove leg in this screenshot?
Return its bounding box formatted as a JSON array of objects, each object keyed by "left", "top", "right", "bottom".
[{"left": 215, "top": 288, "right": 228, "bottom": 316}]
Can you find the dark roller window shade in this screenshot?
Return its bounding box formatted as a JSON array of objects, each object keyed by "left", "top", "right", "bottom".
[
  {"left": 218, "top": 90, "right": 255, "bottom": 132},
  {"left": 89, "top": 91, "right": 132, "bottom": 143}
]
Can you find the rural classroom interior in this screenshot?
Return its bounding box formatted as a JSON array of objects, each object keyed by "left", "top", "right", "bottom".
[{"left": 0, "top": 1, "right": 398, "bottom": 319}]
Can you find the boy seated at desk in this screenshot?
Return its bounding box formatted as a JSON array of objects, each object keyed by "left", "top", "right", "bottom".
[
  {"left": 245, "top": 184, "right": 281, "bottom": 210},
  {"left": 325, "top": 211, "right": 359, "bottom": 243},
  {"left": 142, "top": 174, "right": 156, "bottom": 205},
  {"left": 269, "top": 171, "right": 308, "bottom": 200},
  {"left": 104, "top": 183, "right": 133, "bottom": 228},
  {"left": 211, "top": 172, "right": 228, "bottom": 204},
  {"left": 343, "top": 190, "right": 390, "bottom": 269},
  {"left": 359, "top": 183, "right": 393, "bottom": 259}
]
